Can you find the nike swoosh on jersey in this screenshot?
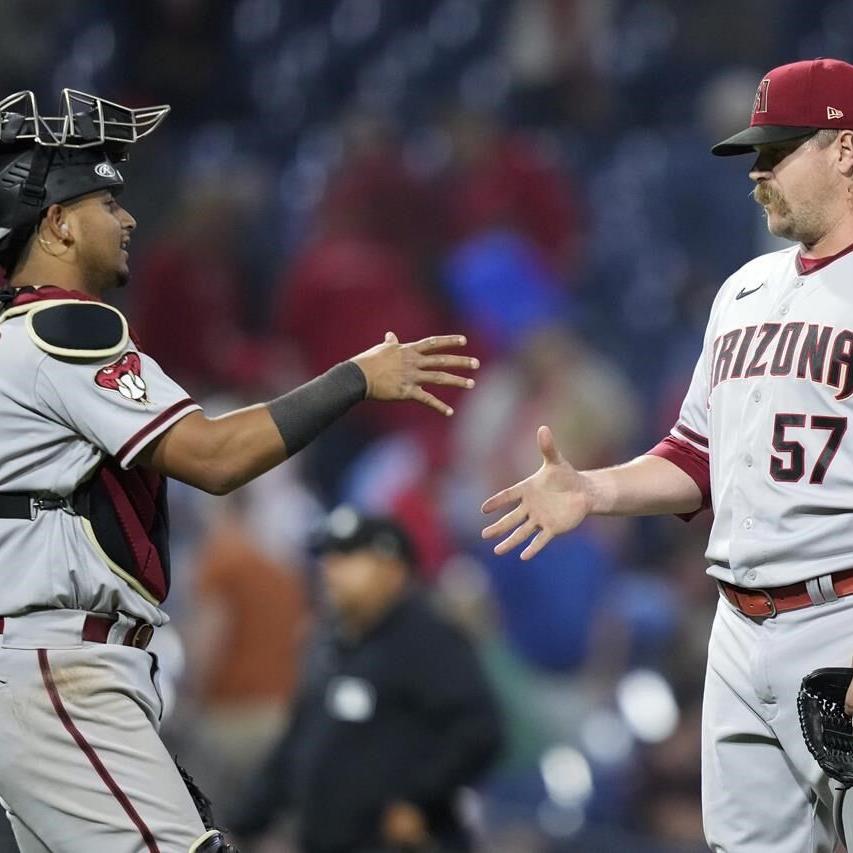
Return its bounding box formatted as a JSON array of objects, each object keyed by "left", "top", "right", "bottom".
[{"left": 735, "top": 282, "right": 766, "bottom": 300}]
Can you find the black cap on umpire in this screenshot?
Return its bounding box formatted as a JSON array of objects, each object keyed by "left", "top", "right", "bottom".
[{"left": 310, "top": 505, "right": 418, "bottom": 572}]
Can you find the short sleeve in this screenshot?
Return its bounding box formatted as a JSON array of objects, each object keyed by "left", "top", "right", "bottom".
[
  {"left": 646, "top": 325, "right": 713, "bottom": 517},
  {"left": 666, "top": 350, "right": 711, "bottom": 456},
  {"left": 34, "top": 348, "right": 201, "bottom": 468}
]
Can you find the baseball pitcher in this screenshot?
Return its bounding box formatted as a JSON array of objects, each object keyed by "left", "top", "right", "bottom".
[{"left": 483, "top": 58, "right": 853, "bottom": 852}]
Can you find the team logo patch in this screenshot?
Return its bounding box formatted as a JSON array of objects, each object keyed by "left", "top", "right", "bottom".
[
  {"left": 753, "top": 78, "right": 770, "bottom": 115},
  {"left": 94, "top": 161, "right": 119, "bottom": 179},
  {"left": 95, "top": 351, "right": 148, "bottom": 402}
]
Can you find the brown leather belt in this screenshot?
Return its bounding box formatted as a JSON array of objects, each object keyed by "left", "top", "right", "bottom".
[
  {"left": 719, "top": 568, "right": 853, "bottom": 618},
  {"left": 0, "top": 614, "right": 154, "bottom": 649}
]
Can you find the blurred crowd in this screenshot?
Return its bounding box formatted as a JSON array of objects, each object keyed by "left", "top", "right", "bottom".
[{"left": 1, "top": 0, "right": 849, "bottom": 850}]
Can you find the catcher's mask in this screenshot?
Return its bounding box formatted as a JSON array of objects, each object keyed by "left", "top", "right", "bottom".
[{"left": 0, "top": 89, "right": 169, "bottom": 271}]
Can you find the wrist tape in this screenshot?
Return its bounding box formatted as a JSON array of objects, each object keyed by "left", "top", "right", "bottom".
[{"left": 267, "top": 361, "right": 366, "bottom": 457}]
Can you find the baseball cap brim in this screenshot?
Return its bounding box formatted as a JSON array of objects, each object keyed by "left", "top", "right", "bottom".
[{"left": 711, "top": 125, "right": 818, "bottom": 156}]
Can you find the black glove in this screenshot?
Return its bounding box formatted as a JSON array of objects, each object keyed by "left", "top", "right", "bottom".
[{"left": 798, "top": 667, "right": 853, "bottom": 787}]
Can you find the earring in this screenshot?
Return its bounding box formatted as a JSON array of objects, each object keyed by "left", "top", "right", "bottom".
[{"left": 36, "top": 231, "right": 70, "bottom": 256}]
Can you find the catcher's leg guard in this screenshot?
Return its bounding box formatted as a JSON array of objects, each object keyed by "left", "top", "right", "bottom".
[{"left": 188, "top": 829, "right": 240, "bottom": 852}]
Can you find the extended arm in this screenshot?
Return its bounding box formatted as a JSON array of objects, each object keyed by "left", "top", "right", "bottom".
[
  {"left": 138, "top": 332, "right": 477, "bottom": 494},
  {"left": 481, "top": 425, "right": 702, "bottom": 560},
  {"left": 582, "top": 453, "right": 703, "bottom": 516}
]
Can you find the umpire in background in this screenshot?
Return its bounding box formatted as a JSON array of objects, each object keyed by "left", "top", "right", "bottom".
[{"left": 231, "top": 506, "right": 503, "bottom": 853}]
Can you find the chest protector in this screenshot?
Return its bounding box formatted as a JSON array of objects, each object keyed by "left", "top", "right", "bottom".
[
  {"left": 2, "top": 286, "right": 171, "bottom": 604},
  {"left": 72, "top": 459, "right": 170, "bottom": 603}
]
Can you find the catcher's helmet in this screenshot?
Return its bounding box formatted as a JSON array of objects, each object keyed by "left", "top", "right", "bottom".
[{"left": 0, "top": 90, "right": 169, "bottom": 270}]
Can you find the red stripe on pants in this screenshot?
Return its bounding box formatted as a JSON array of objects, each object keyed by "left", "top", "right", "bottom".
[{"left": 38, "top": 649, "right": 161, "bottom": 852}]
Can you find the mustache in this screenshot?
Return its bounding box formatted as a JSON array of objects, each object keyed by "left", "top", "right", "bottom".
[{"left": 752, "top": 182, "right": 784, "bottom": 207}]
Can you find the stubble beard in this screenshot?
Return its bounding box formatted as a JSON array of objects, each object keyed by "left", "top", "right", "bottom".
[
  {"left": 115, "top": 266, "right": 130, "bottom": 289},
  {"left": 752, "top": 182, "right": 824, "bottom": 246},
  {"left": 94, "top": 265, "right": 127, "bottom": 292},
  {"left": 83, "top": 254, "right": 129, "bottom": 293}
]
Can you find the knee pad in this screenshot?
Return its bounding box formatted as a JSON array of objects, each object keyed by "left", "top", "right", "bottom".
[{"left": 188, "top": 829, "right": 240, "bottom": 852}]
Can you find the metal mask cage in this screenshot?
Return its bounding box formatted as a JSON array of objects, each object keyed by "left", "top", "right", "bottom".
[{"left": 0, "top": 89, "right": 170, "bottom": 148}]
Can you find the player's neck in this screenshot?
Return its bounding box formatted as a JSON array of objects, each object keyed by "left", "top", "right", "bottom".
[{"left": 10, "top": 258, "right": 100, "bottom": 299}]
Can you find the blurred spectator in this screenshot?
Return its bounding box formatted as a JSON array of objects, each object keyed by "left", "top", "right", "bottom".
[
  {"left": 633, "top": 702, "right": 704, "bottom": 848},
  {"left": 131, "top": 176, "right": 281, "bottom": 394},
  {"left": 480, "top": 525, "right": 618, "bottom": 672},
  {"left": 232, "top": 507, "right": 503, "bottom": 853},
  {"left": 273, "top": 234, "right": 441, "bottom": 390},
  {"left": 440, "top": 109, "right": 583, "bottom": 274},
  {"left": 272, "top": 117, "right": 468, "bottom": 473},
  {"left": 502, "top": 0, "right": 617, "bottom": 133},
  {"left": 113, "top": 0, "right": 240, "bottom": 120},
  {"left": 320, "top": 112, "right": 446, "bottom": 270},
  {"left": 0, "top": 0, "right": 64, "bottom": 97},
  {"left": 176, "top": 465, "right": 318, "bottom": 811},
  {"left": 442, "top": 230, "right": 572, "bottom": 358}
]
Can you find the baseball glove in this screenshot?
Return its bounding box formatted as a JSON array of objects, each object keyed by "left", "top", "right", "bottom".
[{"left": 798, "top": 667, "right": 853, "bottom": 787}]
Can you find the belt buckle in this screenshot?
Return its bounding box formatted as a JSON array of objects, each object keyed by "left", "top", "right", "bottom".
[
  {"left": 756, "top": 589, "right": 777, "bottom": 618},
  {"left": 29, "top": 495, "right": 73, "bottom": 519},
  {"left": 128, "top": 623, "right": 154, "bottom": 649}
]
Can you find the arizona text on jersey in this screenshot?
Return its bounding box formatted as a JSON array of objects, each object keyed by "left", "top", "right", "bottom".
[{"left": 652, "top": 244, "right": 853, "bottom": 587}]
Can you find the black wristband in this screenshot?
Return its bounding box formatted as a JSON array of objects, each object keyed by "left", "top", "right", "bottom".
[{"left": 267, "top": 361, "right": 367, "bottom": 457}]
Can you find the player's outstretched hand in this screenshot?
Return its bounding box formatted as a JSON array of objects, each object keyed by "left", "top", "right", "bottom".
[
  {"left": 351, "top": 331, "right": 478, "bottom": 416},
  {"left": 481, "top": 425, "right": 592, "bottom": 560}
]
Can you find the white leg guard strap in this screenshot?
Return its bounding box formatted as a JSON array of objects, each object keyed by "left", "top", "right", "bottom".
[{"left": 188, "top": 829, "right": 225, "bottom": 852}]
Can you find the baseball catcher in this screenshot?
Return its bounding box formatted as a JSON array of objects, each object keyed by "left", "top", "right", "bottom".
[{"left": 0, "top": 88, "right": 476, "bottom": 852}]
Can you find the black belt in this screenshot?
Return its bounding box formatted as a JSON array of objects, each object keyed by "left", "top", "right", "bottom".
[{"left": 0, "top": 493, "right": 73, "bottom": 520}]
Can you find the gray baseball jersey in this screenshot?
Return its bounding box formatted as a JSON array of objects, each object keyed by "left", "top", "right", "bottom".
[
  {"left": 654, "top": 244, "right": 853, "bottom": 587},
  {"left": 0, "top": 293, "right": 199, "bottom": 623},
  {"left": 647, "top": 242, "right": 853, "bottom": 850}
]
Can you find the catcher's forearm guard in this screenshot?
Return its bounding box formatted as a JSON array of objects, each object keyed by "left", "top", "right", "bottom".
[{"left": 797, "top": 667, "right": 853, "bottom": 787}]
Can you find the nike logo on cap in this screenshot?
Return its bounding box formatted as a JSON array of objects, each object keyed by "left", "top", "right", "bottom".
[{"left": 736, "top": 282, "right": 765, "bottom": 300}]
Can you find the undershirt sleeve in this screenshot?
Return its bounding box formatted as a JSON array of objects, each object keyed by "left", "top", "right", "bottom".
[{"left": 646, "top": 435, "right": 711, "bottom": 520}]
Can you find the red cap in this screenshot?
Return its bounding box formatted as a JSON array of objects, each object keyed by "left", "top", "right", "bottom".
[{"left": 712, "top": 58, "right": 853, "bottom": 156}]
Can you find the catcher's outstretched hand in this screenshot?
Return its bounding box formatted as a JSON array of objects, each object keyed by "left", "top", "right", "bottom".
[
  {"left": 481, "top": 425, "right": 592, "bottom": 560},
  {"left": 351, "top": 332, "right": 478, "bottom": 417}
]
